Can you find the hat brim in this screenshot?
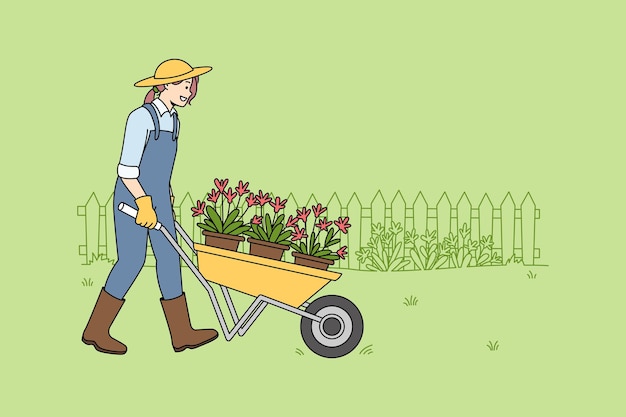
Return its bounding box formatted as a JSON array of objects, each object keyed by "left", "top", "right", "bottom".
[{"left": 134, "top": 66, "right": 212, "bottom": 87}]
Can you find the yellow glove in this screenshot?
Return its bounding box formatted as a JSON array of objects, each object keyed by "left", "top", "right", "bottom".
[{"left": 135, "top": 195, "right": 157, "bottom": 229}]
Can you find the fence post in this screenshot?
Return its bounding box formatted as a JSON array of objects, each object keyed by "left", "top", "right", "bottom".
[
  {"left": 436, "top": 193, "right": 451, "bottom": 244},
  {"left": 456, "top": 193, "right": 472, "bottom": 243},
  {"left": 521, "top": 192, "right": 536, "bottom": 265},
  {"left": 370, "top": 190, "right": 386, "bottom": 232},
  {"left": 346, "top": 193, "right": 362, "bottom": 270},
  {"left": 83, "top": 193, "right": 101, "bottom": 264},
  {"left": 500, "top": 193, "right": 516, "bottom": 263},
  {"left": 391, "top": 190, "right": 407, "bottom": 270},
  {"left": 104, "top": 193, "right": 116, "bottom": 262},
  {"left": 478, "top": 194, "right": 494, "bottom": 240},
  {"left": 412, "top": 192, "right": 428, "bottom": 236}
]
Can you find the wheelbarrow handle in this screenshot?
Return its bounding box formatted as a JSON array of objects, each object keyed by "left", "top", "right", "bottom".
[{"left": 117, "top": 202, "right": 163, "bottom": 230}]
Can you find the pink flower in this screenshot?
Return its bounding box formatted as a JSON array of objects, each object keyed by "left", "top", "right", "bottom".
[
  {"left": 246, "top": 192, "right": 258, "bottom": 207},
  {"left": 290, "top": 225, "right": 308, "bottom": 241},
  {"left": 337, "top": 246, "right": 348, "bottom": 260},
  {"left": 315, "top": 217, "right": 332, "bottom": 231},
  {"left": 207, "top": 189, "right": 220, "bottom": 203},
  {"left": 214, "top": 178, "right": 229, "bottom": 193},
  {"left": 256, "top": 190, "right": 271, "bottom": 206},
  {"left": 296, "top": 207, "right": 311, "bottom": 223},
  {"left": 312, "top": 203, "right": 327, "bottom": 218},
  {"left": 269, "top": 196, "right": 287, "bottom": 213},
  {"left": 224, "top": 187, "right": 237, "bottom": 204},
  {"left": 236, "top": 180, "right": 249, "bottom": 196},
  {"left": 334, "top": 217, "right": 351, "bottom": 234},
  {"left": 251, "top": 215, "right": 262, "bottom": 225},
  {"left": 191, "top": 200, "right": 206, "bottom": 217},
  {"left": 286, "top": 215, "right": 299, "bottom": 228}
]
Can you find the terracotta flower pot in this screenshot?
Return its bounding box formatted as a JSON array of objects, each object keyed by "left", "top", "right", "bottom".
[
  {"left": 247, "top": 238, "right": 290, "bottom": 261},
  {"left": 292, "top": 252, "right": 335, "bottom": 270},
  {"left": 202, "top": 231, "right": 244, "bottom": 251}
]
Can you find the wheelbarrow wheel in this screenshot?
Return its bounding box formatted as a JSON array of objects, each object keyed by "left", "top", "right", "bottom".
[{"left": 300, "top": 295, "right": 363, "bottom": 358}]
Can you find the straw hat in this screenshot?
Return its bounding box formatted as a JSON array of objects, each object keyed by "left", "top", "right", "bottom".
[{"left": 134, "top": 59, "right": 212, "bottom": 87}]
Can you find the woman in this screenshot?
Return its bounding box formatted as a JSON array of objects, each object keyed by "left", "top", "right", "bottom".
[{"left": 82, "top": 59, "right": 218, "bottom": 354}]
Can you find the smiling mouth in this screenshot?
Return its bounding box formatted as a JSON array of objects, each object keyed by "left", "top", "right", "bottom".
[{"left": 180, "top": 96, "right": 188, "bottom": 102}]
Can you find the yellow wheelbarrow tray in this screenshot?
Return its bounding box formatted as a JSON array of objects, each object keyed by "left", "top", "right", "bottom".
[
  {"left": 194, "top": 243, "right": 341, "bottom": 308},
  {"left": 117, "top": 203, "right": 364, "bottom": 359}
]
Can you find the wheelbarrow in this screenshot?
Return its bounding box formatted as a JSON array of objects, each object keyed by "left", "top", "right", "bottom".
[{"left": 119, "top": 203, "right": 364, "bottom": 358}]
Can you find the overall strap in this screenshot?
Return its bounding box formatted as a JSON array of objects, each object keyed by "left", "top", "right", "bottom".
[
  {"left": 172, "top": 112, "right": 179, "bottom": 140},
  {"left": 142, "top": 103, "right": 161, "bottom": 140}
]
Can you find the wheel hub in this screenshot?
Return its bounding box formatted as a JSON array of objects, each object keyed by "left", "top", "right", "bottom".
[{"left": 321, "top": 315, "right": 343, "bottom": 338}]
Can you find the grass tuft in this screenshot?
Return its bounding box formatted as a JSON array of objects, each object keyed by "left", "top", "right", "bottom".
[
  {"left": 403, "top": 295, "right": 419, "bottom": 306},
  {"left": 295, "top": 348, "right": 304, "bottom": 356},
  {"left": 527, "top": 270, "right": 537, "bottom": 279},
  {"left": 81, "top": 277, "right": 94, "bottom": 287},
  {"left": 486, "top": 340, "right": 499, "bottom": 351}
]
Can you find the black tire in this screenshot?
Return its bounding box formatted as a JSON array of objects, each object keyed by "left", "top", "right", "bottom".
[{"left": 300, "top": 295, "right": 363, "bottom": 358}]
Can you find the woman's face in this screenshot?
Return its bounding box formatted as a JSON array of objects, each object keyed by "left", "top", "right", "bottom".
[{"left": 165, "top": 79, "right": 193, "bottom": 107}]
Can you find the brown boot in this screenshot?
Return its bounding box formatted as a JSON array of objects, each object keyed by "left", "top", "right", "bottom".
[
  {"left": 160, "top": 293, "right": 219, "bottom": 352},
  {"left": 82, "top": 288, "right": 127, "bottom": 355}
]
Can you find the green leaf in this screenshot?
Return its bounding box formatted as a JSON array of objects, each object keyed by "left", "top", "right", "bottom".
[
  {"left": 309, "top": 231, "right": 316, "bottom": 253},
  {"left": 391, "top": 259, "right": 411, "bottom": 271},
  {"left": 258, "top": 226, "right": 269, "bottom": 241},
  {"left": 197, "top": 222, "right": 217, "bottom": 232},
  {"left": 278, "top": 239, "right": 291, "bottom": 246},
  {"left": 312, "top": 249, "right": 331, "bottom": 257},
  {"left": 205, "top": 205, "right": 223, "bottom": 233},
  {"left": 277, "top": 230, "right": 292, "bottom": 242},
  {"left": 409, "top": 250, "right": 423, "bottom": 270},
  {"left": 372, "top": 253, "right": 387, "bottom": 271},
  {"left": 477, "top": 253, "right": 490, "bottom": 266},
  {"left": 290, "top": 243, "right": 301, "bottom": 252},
  {"left": 243, "top": 230, "right": 260, "bottom": 239},
  {"left": 324, "top": 228, "right": 335, "bottom": 246},
  {"left": 274, "top": 214, "right": 285, "bottom": 227},
  {"left": 434, "top": 256, "right": 448, "bottom": 269},
  {"left": 223, "top": 209, "right": 240, "bottom": 229},
  {"left": 391, "top": 242, "right": 402, "bottom": 261},
  {"left": 228, "top": 225, "right": 250, "bottom": 236},
  {"left": 265, "top": 213, "right": 273, "bottom": 235},
  {"left": 300, "top": 241, "right": 307, "bottom": 254},
  {"left": 269, "top": 222, "right": 282, "bottom": 242},
  {"left": 326, "top": 238, "right": 341, "bottom": 247},
  {"left": 321, "top": 253, "right": 339, "bottom": 261},
  {"left": 311, "top": 243, "right": 320, "bottom": 255},
  {"left": 223, "top": 220, "right": 244, "bottom": 234}
]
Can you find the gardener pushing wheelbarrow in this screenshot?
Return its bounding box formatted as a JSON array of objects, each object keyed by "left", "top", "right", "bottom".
[{"left": 82, "top": 59, "right": 218, "bottom": 355}]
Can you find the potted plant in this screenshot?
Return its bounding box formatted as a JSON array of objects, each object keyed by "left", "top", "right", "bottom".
[
  {"left": 289, "top": 203, "right": 349, "bottom": 270},
  {"left": 191, "top": 178, "right": 254, "bottom": 251},
  {"left": 243, "top": 191, "right": 293, "bottom": 260}
]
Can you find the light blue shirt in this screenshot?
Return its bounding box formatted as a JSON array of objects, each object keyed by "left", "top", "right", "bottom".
[{"left": 117, "top": 98, "right": 178, "bottom": 179}]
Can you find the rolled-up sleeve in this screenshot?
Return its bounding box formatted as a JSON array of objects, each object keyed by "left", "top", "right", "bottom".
[{"left": 117, "top": 107, "right": 152, "bottom": 179}]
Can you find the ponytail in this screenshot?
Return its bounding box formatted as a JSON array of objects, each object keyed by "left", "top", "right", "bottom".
[{"left": 144, "top": 85, "right": 165, "bottom": 104}]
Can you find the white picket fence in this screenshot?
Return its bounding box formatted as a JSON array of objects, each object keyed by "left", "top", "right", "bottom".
[{"left": 77, "top": 191, "right": 541, "bottom": 269}]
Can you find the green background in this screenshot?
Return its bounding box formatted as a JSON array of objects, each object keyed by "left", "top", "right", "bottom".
[{"left": 2, "top": 0, "right": 623, "bottom": 415}]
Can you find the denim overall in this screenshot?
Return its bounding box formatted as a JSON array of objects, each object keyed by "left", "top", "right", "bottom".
[{"left": 105, "top": 103, "right": 182, "bottom": 300}]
